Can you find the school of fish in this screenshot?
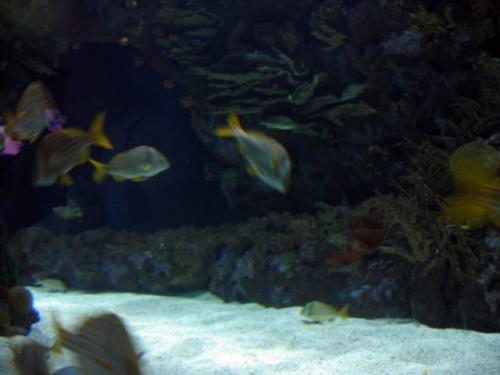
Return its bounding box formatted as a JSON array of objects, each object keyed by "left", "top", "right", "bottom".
[{"left": 1, "top": 82, "right": 295, "bottom": 200}]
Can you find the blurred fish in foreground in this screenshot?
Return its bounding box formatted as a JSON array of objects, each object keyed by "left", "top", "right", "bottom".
[
  {"left": 3, "top": 81, "right": 56, "bottom": 142},
  {"left": 300, "top": 301, "right": 349, "bottom": 323},
  {"left": 52, "top": 312, "right": 142, "bottom": 375},
  {"left": 215, "top": 112, "right": 292, "bottom": 193},
  {"left": 10, "top": 339, "right": 51, "bottom": 375},
  {"left": 442, "top": 141, "right": 500, "bottom": 229},
  {"left": 33, "top": 113, "right": 113, "bottom": 187},
  {"left": 89, "top": 145, "right": 170, "bottom": 183}
]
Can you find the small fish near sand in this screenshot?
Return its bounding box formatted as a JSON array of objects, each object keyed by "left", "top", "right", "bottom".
[
  {"left": 3, "top": 81, "right": 56, "bottom": 142},
  {"left": 215, "top": 112, "right": 292, "bottom": 193},
  {"left": 34, "top": 278, "right": 67, "bottom": 293},
  {"left": 52, "top": 312, "right": 142, "bottom": 375},
  {"left": 300, "top": 301, "right": 349, "bottom": 323},
  {"left": 33, "top": 112, "right": 113, "bottom": 187},
  {"left": 52, "top": 203, "right": 84, "bottom": 220},
  {"left": 89, "top": 145, "right": 170, "bottom": 183}
]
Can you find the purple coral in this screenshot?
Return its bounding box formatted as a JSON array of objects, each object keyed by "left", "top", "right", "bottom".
[
  {"left": 0, "top": 118, "right": 23, "bottom": 156},
  {"left": 45, "top": 109, "right": 67, "bottom": 132}
]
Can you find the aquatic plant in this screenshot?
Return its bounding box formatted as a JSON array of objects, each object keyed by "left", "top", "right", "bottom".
[{"left": 309, "top": 0, "right": 346, "bottom": 51}]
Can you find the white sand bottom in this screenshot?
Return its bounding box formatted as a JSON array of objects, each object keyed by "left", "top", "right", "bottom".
[{"left": 1, "top": 289, "right": 500, "bottom": 374}]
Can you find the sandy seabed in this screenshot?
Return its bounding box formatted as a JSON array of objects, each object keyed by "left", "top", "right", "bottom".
[{"left": 1, "top": 289, "right": 499, "bottom": 375}]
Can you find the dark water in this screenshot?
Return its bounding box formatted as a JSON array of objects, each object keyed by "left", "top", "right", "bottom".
[{"left": 1, "top": 44, "right": 229, "bottom": 233}]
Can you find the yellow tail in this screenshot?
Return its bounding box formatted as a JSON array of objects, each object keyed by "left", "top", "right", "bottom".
[
  {"left": 444, "top": 141, "right": 500, "bottom": 229},
  {"left": 51, "top": 312, "right": 64, "bottom": 355},
  {"left": 89, "top": 158, "right": 107, "bottom": 183},
  {"left": 337, "top": 304, "right": 350, "bottom": 320},
  {"left": 214, "top": 112, "right": 243, "bottom": 138},
  {"left": 88, "top": 112, "right": 113, "bottom": 150}
]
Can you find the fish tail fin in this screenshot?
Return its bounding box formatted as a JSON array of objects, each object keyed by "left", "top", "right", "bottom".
[
  {"left": 214, "top": 112, "right": 243, "bottom": 138},
  {"left": 88, "top": 112, "right": 113, "bottom": 150},
  {"left": 338, "top": 304, "right": 349, "bottom": 320},
  {"left": 442, "top": 193, "right": 498, "bottom": 229},
  {"left": 57, "top": 174, "right": 73, "bottom": 186},
  {"left": 51, "top": 312, "right": 64, "bottom": 355},
  {"left": 89, "top": 158, "right": 107, "bottom": 183}
]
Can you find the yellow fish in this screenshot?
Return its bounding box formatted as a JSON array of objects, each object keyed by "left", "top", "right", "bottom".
[
  {"left": 4, "top": 81, "right": 55, "bottom": 142},
  {"left": 89, "top": 145, "right": 170, "bottom": 183},
  {"left": 215, "top": 112, "right": 292, "bottom": 193},
  {"left": 33, "top": 113, "right": 113, "bottom": 187},
  {"left": 52, "top": 312, "right": 142, "bottom": 375},
  {"left": 442, "top": 141, "right": 500, "bottom": 229},
  {"left": 300, "top": 301, "right": 349, "bottom": 323}
]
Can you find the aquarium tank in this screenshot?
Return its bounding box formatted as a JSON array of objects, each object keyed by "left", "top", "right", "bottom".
[{"left": 0, "top": 1, "right": 499, "bottom": 374}]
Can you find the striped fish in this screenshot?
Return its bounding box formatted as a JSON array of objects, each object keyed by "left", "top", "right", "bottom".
[
  {"left": 5, "top": 81, "right": 55, "bottom": 142},
  {"left": 89, "top": 145, "right": 170, "bottom": 183},
  {"left": 215, "top": 112, "right": 292, "bottom": 193},
  {"left": 52, "top": 313, "right": 142, "bottom": 375},
  {"left": 33, "top": 113, "right": 113, "bottom": 187}
]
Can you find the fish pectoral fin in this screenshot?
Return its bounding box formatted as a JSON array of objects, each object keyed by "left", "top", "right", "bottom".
[
  {"left": 112, "top": 175, "right": 125, "bottom": 182},
  {"left": 58, "top": 174, "right": 73, "bottom": 186},
  {"left": 245, "top": 164, "right": 257, "bottom": 176}
]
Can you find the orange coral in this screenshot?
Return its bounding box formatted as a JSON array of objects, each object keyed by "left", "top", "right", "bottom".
[{"left": 324, "top": 209, "right": 384, "bottom": 269}]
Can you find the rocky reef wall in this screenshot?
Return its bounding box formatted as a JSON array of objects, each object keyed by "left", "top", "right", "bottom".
[{"left": 8, "top": 203, "right": 500, "bottom": 332}]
